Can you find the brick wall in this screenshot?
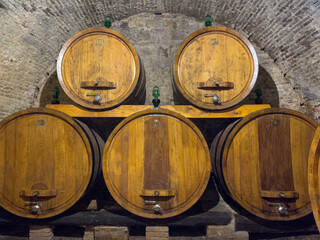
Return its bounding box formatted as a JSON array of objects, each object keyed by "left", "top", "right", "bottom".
[
  {"left": 0, "top": 2, "right": 319, "bottom": 238},
  {"left": 0, "top": 0, "right": 319, "bottom": 120}
]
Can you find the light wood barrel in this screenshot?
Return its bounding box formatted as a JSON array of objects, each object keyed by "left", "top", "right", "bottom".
[
  {"left": 211, "top": 109, "right": 318, "bottom": 221},
  {"left": 0, "top": 108, "right": 101, "bottom": 218},
  {"left": 102, "top": 109, "right": 211, "bottom": 218},
  {"left": 308, "top": 126, "right": 320, "bottom": 230},
  {"left": 57, "top": 27, "right": 145, "bottom": 109},
  {"left": 173, "top": 26, "right": 258, "bottom": 110}
]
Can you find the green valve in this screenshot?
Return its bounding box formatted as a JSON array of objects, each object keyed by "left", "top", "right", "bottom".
[
  {"left": 104, "top": 15, "right": 112, "bottom": 28},
  {"left": 152, "top": 86, "right": 160, "bottom": 108},
  {"left": 255, "top": 84, "right": 263, "bottom": 104},
  {"left": 51, "top": 86, "right": 60, "bottom": 104},
  {"left": 205, "top": 15, "right": 212, "bottom": 27},
  {"left": 153, "top": 86, "right": 160, "bottom": 99}
]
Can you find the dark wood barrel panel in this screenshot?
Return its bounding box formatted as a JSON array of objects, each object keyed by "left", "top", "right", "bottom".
[
  {"left": 102, "top": 109, "right": 211, "bottom": 218},
  {"left": 211, "top": 109, "right": 318, "bottom": 221}
]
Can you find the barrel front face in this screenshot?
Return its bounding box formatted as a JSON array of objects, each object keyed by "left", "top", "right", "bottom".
[
  {"left": 57, "top": 27, "right": 142, "bottom": 109},
  {"left": 308, "top": 126, "right": 320, "bottom": 230},
  {"left": 220, "top": 109, "right": 317, "bottom": 221},
  {"left": 0, "top": 109, "right": 94, "bottom": 218},
  {"left": 103, "top": 109, "right": 211, "bottom": 218},
  {"left": 173, "top": 26, "right": 258, "bottom": 110}
]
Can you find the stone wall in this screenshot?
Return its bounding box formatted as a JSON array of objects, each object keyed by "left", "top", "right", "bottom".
[
  {"left": 0, "top": 0, "right": 319, "bottom": 120},
  {"left": 39, "top": 13, "right": 305, "bottom": 114}
]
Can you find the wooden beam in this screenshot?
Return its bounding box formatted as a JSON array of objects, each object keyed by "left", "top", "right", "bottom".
[
  {"left": 0, "top": 209, "right": 231, "bottom": 227},
  {"left": 45, "top": 104, "right": 271, "bottom": 118},
  {"left": 234, "top": 214, "right": 318, "bottom": 233}
]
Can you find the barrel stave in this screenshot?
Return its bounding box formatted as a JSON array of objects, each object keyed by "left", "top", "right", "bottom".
[
  {"left": 0, "top": 109, "right": 100, "bottom": 219},
  {"left": 211, "top": 109, "right": 318, "bottom": 221}
]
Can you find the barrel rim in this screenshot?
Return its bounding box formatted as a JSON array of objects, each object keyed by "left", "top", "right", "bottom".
[
  {"left": 0, "top": 108, "right": 94, "bottom": 219},
  {"left": 57, "top": 27, "right": 141, "bottom": 110},
  {"left": 173, "top": 26, "right": 259, "bottom": 110},
  {"left": 308, "top": 126, "right": 320, "bottom": 230},
  {"left": 102, "top": 108, "right": 211, "bottom": 218},
  {"left": 221, "top": 108, "right": 318, "bottom": 220}
]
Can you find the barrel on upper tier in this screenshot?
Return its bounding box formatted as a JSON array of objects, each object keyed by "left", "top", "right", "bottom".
[
  {"left": 308, "top": 126, "right": 320, "bottom": 230},
  {"left": 102, "top": 109, "right": 211, "bottom": 218},
  {"left": 211, "top": 108, "right": 318, "bottom": 221},
  {"left": 0, "top": 109, "right": 101, "bottom": 219},
  {"left": 57, "top": 27, "right": 145, "bottom": 109},
  {"left": 173, "top": 26, "right": 258, "bottom": 110}
]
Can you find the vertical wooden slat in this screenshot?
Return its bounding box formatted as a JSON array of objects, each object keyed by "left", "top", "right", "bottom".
[
  {"left": 258, "top": 114, "right": 294, "bottom": 191},
  {"left": 144, "top": 116, "right": 170, "bottom": 190}
]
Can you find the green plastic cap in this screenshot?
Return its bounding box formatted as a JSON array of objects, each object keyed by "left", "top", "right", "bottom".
[
  {"left": 153, "top": 86, "right": 160, "bottom": 99},
  {"left": 52, "top": 86, "right": 60, "bottom": 100},
  {"left": 205, "top": 15, "right": 212, "bottom": 27},
  {"left": 255, "top": 84, "right": 263, "bottom": 97},
  {"left": 104, "top": 15, "right": 112, "bottom": 28}
]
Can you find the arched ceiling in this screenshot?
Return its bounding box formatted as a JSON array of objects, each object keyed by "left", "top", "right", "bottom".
[{"left": 0, "top": 0, "right": 319, "bottom": 120}]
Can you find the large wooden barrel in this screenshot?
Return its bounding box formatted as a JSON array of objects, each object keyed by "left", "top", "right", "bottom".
[
  {"left": 0, "top": 108, "right": 101, "bottom": 218},
  {"left": 308, "top": 126, "right": 320, "bottom": 230},
  {"left": 102, "top": 109, "right": 211, "bottom": 218},
  {"left": 173, "top": 26, "right": 258, "bottom": 110},
  {"left": 57, "top": 27, "right": 145, "bottom": 109},
  {"left": 211, "top": 109, "right": 318, "bottom": 221}
]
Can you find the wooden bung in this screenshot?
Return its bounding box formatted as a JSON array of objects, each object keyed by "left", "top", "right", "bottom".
[
  {"left": 57, "top": 27, "right": 145, "bottom": 110},
  {"left": 308, "top": 126, "right": 320, "bottom": 231},
  {"left": 173, "top": 26, "right": 258, "bottom": 110},
  {"left": 211, "top": 108, "right": 318, "bottom": 221},
  {"left": 0, "top": 108, "right": 101, "bottom": 219},
  {"left": 102, "top": 108, "right": 211, "bottom": 218}
]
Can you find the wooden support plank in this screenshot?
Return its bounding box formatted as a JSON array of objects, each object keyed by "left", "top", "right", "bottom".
[
  {"left": 83, "top": 226, "right": 94, "bottom": 240},
  {"left": 146, "top": 226, "right": 169, "bottom": 240},
  {"left": 29, "top": 225, "right": 54, "bottom": 240},
  {"left": 45, "top": 104, "right": 271, "bottom": 118},
  {"left": 234, "top": 214, "right": 318, "bottom": 233},
  {"left": 0, "top": 209, "right": 232, "bottom": 227},
  {"left": 94, "top": 226, "right": 128, "bottom": 240}
]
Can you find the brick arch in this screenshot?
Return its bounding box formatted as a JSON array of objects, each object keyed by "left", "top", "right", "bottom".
[{"left": 0, "top": 1, "right": 319, "bottom": 119}]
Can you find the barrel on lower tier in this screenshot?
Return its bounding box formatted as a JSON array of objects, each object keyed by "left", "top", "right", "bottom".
[
  {"left": 0, "top": 108, "right": 101, "bottom": 219},
  {"left": 173, "top": 26, "right": 258, "bottom": 110},
  {"left": 211, "top": 108, "right": 318, "bottom": 221},
  {"left": 102, "top": 109, "right": 211, "bottom": 218},
  {"left": 57, "top": 27, "right": 145, "bottom": 109},
  {"left": 308, "top": 126, "right": 320, "bottom": 230}
]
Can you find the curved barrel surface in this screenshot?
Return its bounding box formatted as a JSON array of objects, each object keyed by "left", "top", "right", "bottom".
[
  {"left": 308, "top": 126, "right": 320, "bottom": 230},
  {"left": 211, "top": 109, "right": 318, "bottom": 221},
  {"left": 173, "top": 26, "right": 258, "bottom": 110},
  {"left": 102, "top": 109, "right": 211, "bottom": 218},
  {"left": 57, "top": 27, "right": 145, "bottom": 109},
  {"left": 0, "top": 108, "right": 100, "bottom": 218}
]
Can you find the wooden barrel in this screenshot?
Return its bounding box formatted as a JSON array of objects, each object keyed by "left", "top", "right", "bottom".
[
  {"left": 211, "top": 109, "right": 318, "bottom": 221},
  {"left": 57, "top": 27, "right": 145, "bottom": 109},
  {"left": 308, "top": 126, "right": 320, "bottom": 230},
  {"left": 0, "top": 108, "right": 101, "bottom": 218},
  {"left": 173, "top": 26, "right": 258, "bottom": 110},
  {"left": 102, "top": 109, "right": 211, "bottom": 218}
]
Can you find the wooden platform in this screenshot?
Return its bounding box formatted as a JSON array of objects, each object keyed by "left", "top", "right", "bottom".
[
  {"left": 45, "top": 104, "right": 271, "bottom": 118},
  {"left": 0, "top": 209, "right": 232, "bottom": 227}
]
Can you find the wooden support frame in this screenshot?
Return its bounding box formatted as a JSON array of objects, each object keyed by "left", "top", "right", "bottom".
[{"left": 45, "top": 104, "right": 271, "bottom": 118}]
